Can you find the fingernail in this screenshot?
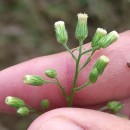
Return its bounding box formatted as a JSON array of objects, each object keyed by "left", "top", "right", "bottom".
[{"left": 39, "top": 117, "right": 84, "bottom": 130}]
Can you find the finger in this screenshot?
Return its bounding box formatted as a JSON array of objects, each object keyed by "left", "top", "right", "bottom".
[
  {"left": 28, "top": 108, "right": 130, "bottom": 130},
  {"left": 0, "top": 31, "right": 130, "bottom": 113}
]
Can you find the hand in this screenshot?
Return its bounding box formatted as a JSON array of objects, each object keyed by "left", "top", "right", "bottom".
[{"left": 0, "top": 31, "right": 130, "bottom": 130}]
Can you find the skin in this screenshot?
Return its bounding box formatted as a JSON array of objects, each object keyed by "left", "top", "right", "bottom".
[{"left": 0, "top": 30, "right": 130, "bottom": 129}]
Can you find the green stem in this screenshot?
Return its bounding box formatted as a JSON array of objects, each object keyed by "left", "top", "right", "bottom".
[
  {"left": 64, "top": 45, "right": 77, "bottom": 61},
  {"left": 68, "top": 40, "right": 83, "bottom": 107},
  {"left": 74, "top": 82, "right": 90, "bottom": 91},
  {"left": 45, "top": 78, "right": 68, "bottom": 100},
  {"left": 81, "top": 48, "right": 93, "bottom": 55},
  {"left": 44, "top": 78, "right": 68, "bottom": 99},
  {"left": 79, "top": 50, "right": 95, "bottom": 72},
  {"left": 81, "top": 46, "right": 99, "bottom": 56},
  {"left": 44, "top": 80, "right": 56, "bottom": 84},
  {"left": 30, "top": 109, "right": 42, "bottom": 115},
  {"left": 98, "top": 106, "right": 108, "bottom": 111},
  {"left": 115, "top": 113, "right": 129, "bottom": 119},
  {"left": 26, "top": 105, "right": 42, "bottom": 114},
  {"left": 55, "top": 77, "right": 68, "bottom": 99}
]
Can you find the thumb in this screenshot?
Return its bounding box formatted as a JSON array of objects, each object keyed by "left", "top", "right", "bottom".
[{"left": 28, "top": 108, "right": 130, "bottom": 130}]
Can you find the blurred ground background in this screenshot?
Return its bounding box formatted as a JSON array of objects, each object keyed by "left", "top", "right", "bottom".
[{"left": 0, "top": 0, "right": 130, "bottom": 129}]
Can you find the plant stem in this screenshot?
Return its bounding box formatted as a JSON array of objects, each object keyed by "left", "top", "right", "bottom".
[
  {"left": 44, "top": 80, "right": 56, "bottom": 84},
  {"left": 68, "top": 40, "right": 83, "bottom": 107},
  {"left": 74, "top": 82, "right": 90, "bottom": 91},
  {"left": 81, "top": 46, "right": 99, "bottom": 56},
  {"left": 99, "top": 106, "right": 108, "bottom": 111},
  {"left": 79, "top": 50, "right": 95, "bottom": 72},
  {"left": 64, "top": 45, "right": 77, "bottom": 61},
  {"left": 30, "top": 109, "right": 42, "bottom": 115},
  {"left": 26, "top": 105, "right": 42, "bottom": 114},
  {"left": 81, "top": 48, "right": 93, "bottom": 55},
  {"left": 55, "top": 77, "right": 68, "bottom": 99},
  {"left": 115, "top": 113, "right": 129, "bottom": 119},
  {"left": 45, "top": 78, "right": 68, "bottom": 100}
]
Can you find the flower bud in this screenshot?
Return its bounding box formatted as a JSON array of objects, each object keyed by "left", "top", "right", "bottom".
[
  {"left": 107, "top": 101, "right": 123, "bottom": 113},
  {"left": 98, "top": 31, "right": 119, "bottom": 48},
  {"left": 93, "top": 55, "right": 109, "bottom": 75},
  {"left": 75, "top": 13, "right": 88, "bottom": 41},
  {"left": 41, "top": 99, "right": 50, "bottom": 110},
  {"left": 54, "top": 21, "right": 68, "bottom": 45},
  {"left": 45, "top": 69, "right": 57, "bottom": 78},
  {"left": 23, "top": 75, "right": 44, "bottom": 86},
  {"left": 89, "top": 68, "right": 99, "bottom": 83},
  {"left": 17, "top": 107, "right": 30, "bottom": 116},
  {"left": 5, "top": 96, "right": 25, "bottom": 108},
  {"left": 92, "top": 28, "right": 107, "bottom": 48}
]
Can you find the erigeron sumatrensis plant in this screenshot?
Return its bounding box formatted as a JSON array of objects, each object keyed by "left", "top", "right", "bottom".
[{"left": 5, "top": 13, "right": 128, "bottom": 118}]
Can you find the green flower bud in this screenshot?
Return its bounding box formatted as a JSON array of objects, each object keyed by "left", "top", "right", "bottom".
[
  {"left": 92, "top": 28, "right": 107, "bottom": 48},
  {"left": 93, "top": 55, "right": 109, "bottom": 75},
  {"left": 23, "top": 75, "right": 44, "bottom": 86},
  {"left": 5, "top": 96, "right": 25, "bottom": 108},
  {"left": 41, "top": 99, "right": 50, "bottom": 110},
  {"left": 17, "top": 107, "right": 30, "bottom": 116},
  {"left": 98, "top": 31, "right": 119, "bottom": 48},
  {"left": 54, "top": 21, "right": 68, "bottom": 45},
  {"left": 75, "top": 13, "right": 88, "bottom": 41},
  {"left": 89, "top": 68, "right": 99, "bottom": 83},
  {"left": 45, "top": 69, "right": 57, "bottom": 78},
  {"left": 107, "top": 101, "right": 123, "bottom": 113}
]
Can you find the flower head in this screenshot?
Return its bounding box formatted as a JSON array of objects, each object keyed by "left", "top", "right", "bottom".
[
  {"left": 41, "top": 99, "right": 50, "bottom": 110},
  {"left": 92, "top": 28, "right": 107, "bottom": 48},
  {"left": 89, "top": 68, "right": 99, "bottom": 83},
  {"left": 54, "top": 21, "right": 68, "bottom": 45},
  {"left": 75, "top": 13, "right": 88, "bottom": 41},
  {"left": 93, "top": 55, "right": 109, "bottom": 75},
  {"left": 107, "top": 101, "right": 123, "bottom": 113},
  {"left": 5, "top": 96, "right": 25, "bottom": 108},
  {"left": 23, "top": 75, "right": 44, "bottom": 86},
  {"left": 45, "top": 69, "right": 57, "bottom": 78},
  {"left": 17, "top": 107, "right": 30, "bottom": 116},
  {"left": 99, "top": 31, "right": 119, "bottom": 48}
]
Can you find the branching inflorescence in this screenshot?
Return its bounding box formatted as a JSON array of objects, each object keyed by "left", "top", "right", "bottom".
[{"left": 5, "top": 13, "right": 128, "bottom": 119}]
